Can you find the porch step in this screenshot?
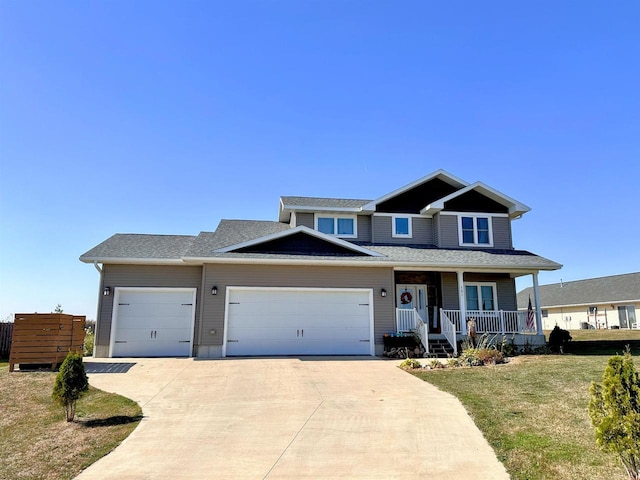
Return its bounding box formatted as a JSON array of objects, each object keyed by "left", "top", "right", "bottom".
[{"left": 426, "top": 338, "right": 456, "bottom": 358}]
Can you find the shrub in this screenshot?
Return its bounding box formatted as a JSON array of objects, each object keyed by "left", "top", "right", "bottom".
[
  {"left": 429, "top": 359, "right": 446, "bottom": 369},
  {"left": 459, "top": 348, "right": 482, "bottom": 367},
  {"left": 588, "top": 347, "right": 640, "bottom": 480},
  {"left": 497, "top": 336, "right": 517, "bottom": 357},
  {"left": 447, "top": 357, "right": 461, "bottom": 368},
  {"left": 52, "top": 352, "right": 89, "bottom": 422},
  {"left": 399, "top": 358, "right": 422, "bottom": 370},
  {"left": 548, "top": 326, "right": 572, "bottom": 353},
  {"left": 83, "top": 328, "right": 94, "bottom": 357},
  {"left": 477, "top": 348, "right": 505, "bottom": 366}
]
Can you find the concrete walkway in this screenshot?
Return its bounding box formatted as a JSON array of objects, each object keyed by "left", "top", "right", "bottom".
[{"left": 76, "top": 358, "right": 508, "bottom": 479}]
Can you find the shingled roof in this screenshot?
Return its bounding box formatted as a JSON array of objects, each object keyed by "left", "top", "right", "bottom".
[
  {"left": 517, "top": 272, "right": 640, "bottom": 308},
  {"left": 80, "top": 234, "right": 196, "bottom": 262}
]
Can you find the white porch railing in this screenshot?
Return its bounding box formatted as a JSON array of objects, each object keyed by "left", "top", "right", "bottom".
[
  {"left": 440, "top": 310, "right": 458, "bottom": 356},
  {"left": 395, "top": 308, "right": 429, "bottom": 355},
  {"left": 441, "top": 309, "right": 537, "bottom": 334}
]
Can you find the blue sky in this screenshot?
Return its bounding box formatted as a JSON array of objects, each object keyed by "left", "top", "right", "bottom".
[{"left": 1, "top": 1, "right": 638, "bottom": 321}]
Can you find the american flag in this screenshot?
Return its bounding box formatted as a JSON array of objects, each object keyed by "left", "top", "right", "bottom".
[{"left": 526, "top": 296, "right": 535, "bottom": 330}]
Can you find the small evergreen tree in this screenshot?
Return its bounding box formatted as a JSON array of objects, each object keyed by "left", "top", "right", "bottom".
[
  {"left": 52, "top": 352, "right": 89, "bottom": 422},
  {"left": 588, "top": 347, "right": 640, "bottom": 479},
  {"left": 54, "top": 304, "right": 63, "bottom": 313}
]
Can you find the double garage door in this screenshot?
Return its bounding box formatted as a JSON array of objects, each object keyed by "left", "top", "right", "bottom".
[
  {"left": 110, "top": 288, "right": 196, "bottom": 357},
  {"left": 109, "top": 287, "right": 373, "bottom": 357},
  {"left": 224, "top": 288, "right": 374, "bottom": 356}
]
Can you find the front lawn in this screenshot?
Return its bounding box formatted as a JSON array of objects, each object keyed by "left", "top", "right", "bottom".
[
  {"left": 0, "top": 364, "right": 142, "bottom": 480},
  {"left": 412, "top": 354, "right": 635, "bottom": 480}
]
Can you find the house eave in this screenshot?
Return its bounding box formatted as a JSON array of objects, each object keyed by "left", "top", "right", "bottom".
[
  {"left": 79, "top": 257, "right": 187, "bottom": 265},
  {"left": 180, "top": 255, "right": 561, "bottom": 272},
  {"left": 526, "top": 299, "right": 640, "bottom": 310}
]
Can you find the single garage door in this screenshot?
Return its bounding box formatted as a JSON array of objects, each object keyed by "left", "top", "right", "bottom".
[
  {"left": 110, "top": 288, "right": 196, "bottom": 357},
  {"left": 224, "top": 288, "right": 374, "bottom": 356}
]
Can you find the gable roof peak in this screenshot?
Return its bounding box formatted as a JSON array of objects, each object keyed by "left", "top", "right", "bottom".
[{"left": 362, "top": 169, "right": 469, "bottom": 212}]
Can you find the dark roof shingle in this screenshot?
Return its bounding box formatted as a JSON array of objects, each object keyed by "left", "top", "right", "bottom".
[{"left": 517, "top": 272, "right": 640, "bottom": 308}]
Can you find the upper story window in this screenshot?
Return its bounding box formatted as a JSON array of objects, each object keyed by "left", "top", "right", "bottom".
[
  {"left": 315, "top": 215, "right": 357, "bottom": 238},
  {"left": 459, "top": 215, "right": 492, "bottom": 246},
  {"left": 392, "top": 216, "right": 412, "bottom": 238}
]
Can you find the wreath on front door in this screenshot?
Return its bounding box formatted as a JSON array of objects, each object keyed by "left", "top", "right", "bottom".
[{"left": 400, "top": 291, "right": 413, "bottom": 304}]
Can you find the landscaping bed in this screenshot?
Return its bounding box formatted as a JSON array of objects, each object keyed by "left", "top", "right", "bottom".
[{"left": 0, "top": 364, "right": 141, "bottom": 480}]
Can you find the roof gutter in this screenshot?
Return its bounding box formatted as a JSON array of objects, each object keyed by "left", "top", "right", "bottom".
[{"left": 180, "top": 255, "right": 561, "bottom": 272}]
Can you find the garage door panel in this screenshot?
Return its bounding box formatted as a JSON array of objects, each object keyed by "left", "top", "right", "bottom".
[
  {"left": 112, "top": 289, "right": 195, "bottom": 357},
  {"left": 117, "top": 313, "right": 194, "bottom": 330},
  {"left": 226, "top": 288, "right": 373, "bottom": 356}
]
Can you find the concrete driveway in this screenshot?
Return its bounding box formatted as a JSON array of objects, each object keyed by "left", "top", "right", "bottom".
[{"left": 76, "top": 358, "right": 508, "bottom": 480}]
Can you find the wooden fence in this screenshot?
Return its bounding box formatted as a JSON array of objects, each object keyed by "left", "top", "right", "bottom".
[
  {"left": 9, "top": 314, "right": 85, "bottom": 372},
  {"left": 0, "top": 322, "right": 13, "bottom": 358}
]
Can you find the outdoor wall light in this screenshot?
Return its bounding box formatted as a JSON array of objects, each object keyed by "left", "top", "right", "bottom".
[
  {"left": 211, "top": 286, "right": 218, "bottom": 295},
  {"left": 381, "top": 288, "right": 387, "bottom": 297},
  {"left": 103, "top": 287, "right": 111, "bottom": 296}
]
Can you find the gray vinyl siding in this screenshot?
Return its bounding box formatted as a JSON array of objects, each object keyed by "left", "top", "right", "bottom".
[
  {"left": 201, "top": 264, "right": 394, "bottom": 347},
  {"left": 438, "top": 215, "right": 459, "bottom": 248},
  {"left": 371, "top": 216, "right": 433, "bottom": 245},
  {"left": 433, "top": 215, "right": 440, "bottom": 246},
  {"left": 491, "top": 217, "right": 513, "bottom": 249},
  {"left": 96, "top": 264, "right": 203, "bottom": 357},
  {"left": 441, "top": 273, "right": 460, "bottom": 309},
  {"left": 441, "top": 272, "right": 517, "bottom": 311},
  {"left": 357, "top": 216, "right": 372, "bottom": 242},
  {"left": 437, "top": 214, "right": 513, "bottom": 250},
  {"left": 296, "top": 212, "right": 314, "bottom": 229}
]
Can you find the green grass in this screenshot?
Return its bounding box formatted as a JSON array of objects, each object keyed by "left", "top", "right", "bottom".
[
  {"left": 412, "top": 354, "right": 635, "bottom": 480},
  {"left": 0, "top": 364, "right": 142, "bottom": 480}
]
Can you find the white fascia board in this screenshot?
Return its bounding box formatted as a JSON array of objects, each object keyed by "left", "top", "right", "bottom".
[
  {"left": 420, "top": 182, "right": 531, "bottom": 218},
  {"left": 181, "top": 255, "right": 561, "bottom": 272},
  {"left": 79, "top": 257, "right": 186, "bottom": 265},
  {"left": 362, "top": 169, "right": 469, "bottom": 211},
  {"left": 283, "top": 205, "right": 364, "bottom": 213},
  {"left": 213, "top": 225, "right": 385, "bottom": 257},
  {"left": 278, "top": 198, "right": 290, "bottom": 223}
]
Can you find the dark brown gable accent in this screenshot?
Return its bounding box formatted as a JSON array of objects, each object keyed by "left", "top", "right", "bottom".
[
  {"left": 234, "top": 232, "right": 369, "bottom": 256},
  {"left": 377, "top": 178, "right": 459, "bottom": 214},
  {"left": 444, "top": 190, "right": 509, "bottom": 214}
]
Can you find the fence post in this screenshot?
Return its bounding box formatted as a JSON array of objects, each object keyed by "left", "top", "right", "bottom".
[{"left": 500, "top": 310, "right": 505, "bottom": 334}]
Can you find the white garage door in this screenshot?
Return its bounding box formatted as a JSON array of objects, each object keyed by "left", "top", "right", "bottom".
[
  {"left": 224, "top": 288, "right": 373, "bottom": 356},
  {"left": 110, "top": 288, "right": 196, "bottom": 357}
]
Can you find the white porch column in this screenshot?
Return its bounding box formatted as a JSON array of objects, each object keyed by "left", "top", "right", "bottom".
[
  {"left": 532, "top": 272, "right": 543, "bottom": 335},
  {"left": 457, "top": 271, "right": 467, "bottom": 335}
]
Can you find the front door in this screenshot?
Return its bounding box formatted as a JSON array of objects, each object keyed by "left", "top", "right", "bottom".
[{"left": 396, "top": 284, "right": 428, "bottom": 323}]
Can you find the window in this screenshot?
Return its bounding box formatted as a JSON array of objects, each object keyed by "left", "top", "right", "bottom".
[
  {"left": 464, "top": 283, "right": 497, "bottom": 311},
  {"left": 459, "top": 215, "right": 493, "bottom": 246},
  {"left": 542, "top": 309, "right": 549, "bottom": 318},
  {"left": 315, "top": 215, "right": 357, "bottom": 238},
  {"left": 392, "top": 216, "right": 412, "bottom": 238},
  {"left": 618, "top": 306, "right": 637, "bottom": 329}
]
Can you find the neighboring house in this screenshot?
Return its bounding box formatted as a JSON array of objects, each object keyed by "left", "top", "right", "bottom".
[
  {"left": 517, "top": 272, "right": 640, "bottom": 331},
  {"left": 80, "top": 169, "right": 561, "bottom": 358}
]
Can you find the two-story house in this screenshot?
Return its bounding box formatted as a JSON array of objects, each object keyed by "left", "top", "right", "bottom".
[{"left": 80, "top": 169, "right": 561, "bottom": 358}]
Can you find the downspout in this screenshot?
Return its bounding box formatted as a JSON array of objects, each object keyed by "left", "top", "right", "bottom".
[{"left": 92, "top": 262, "right": 103, "bottom": 357}]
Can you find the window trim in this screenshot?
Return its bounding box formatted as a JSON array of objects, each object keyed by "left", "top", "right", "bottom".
[
  {"left": 314, "top": 214, "right": 358, "bottom": 239},
  {"left": 464, "top": 282, "right": 498, "bottom": 312},
  {"left": 458, "top": 214, "right": 494, "bottom": 247},
  {"left": 392, "top": 215, "right": 412, "bottom": 238}
]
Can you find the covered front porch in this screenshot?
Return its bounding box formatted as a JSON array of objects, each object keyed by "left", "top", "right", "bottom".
[{"left": 392, "top": 269, "right": 545, "bottom": 356}]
